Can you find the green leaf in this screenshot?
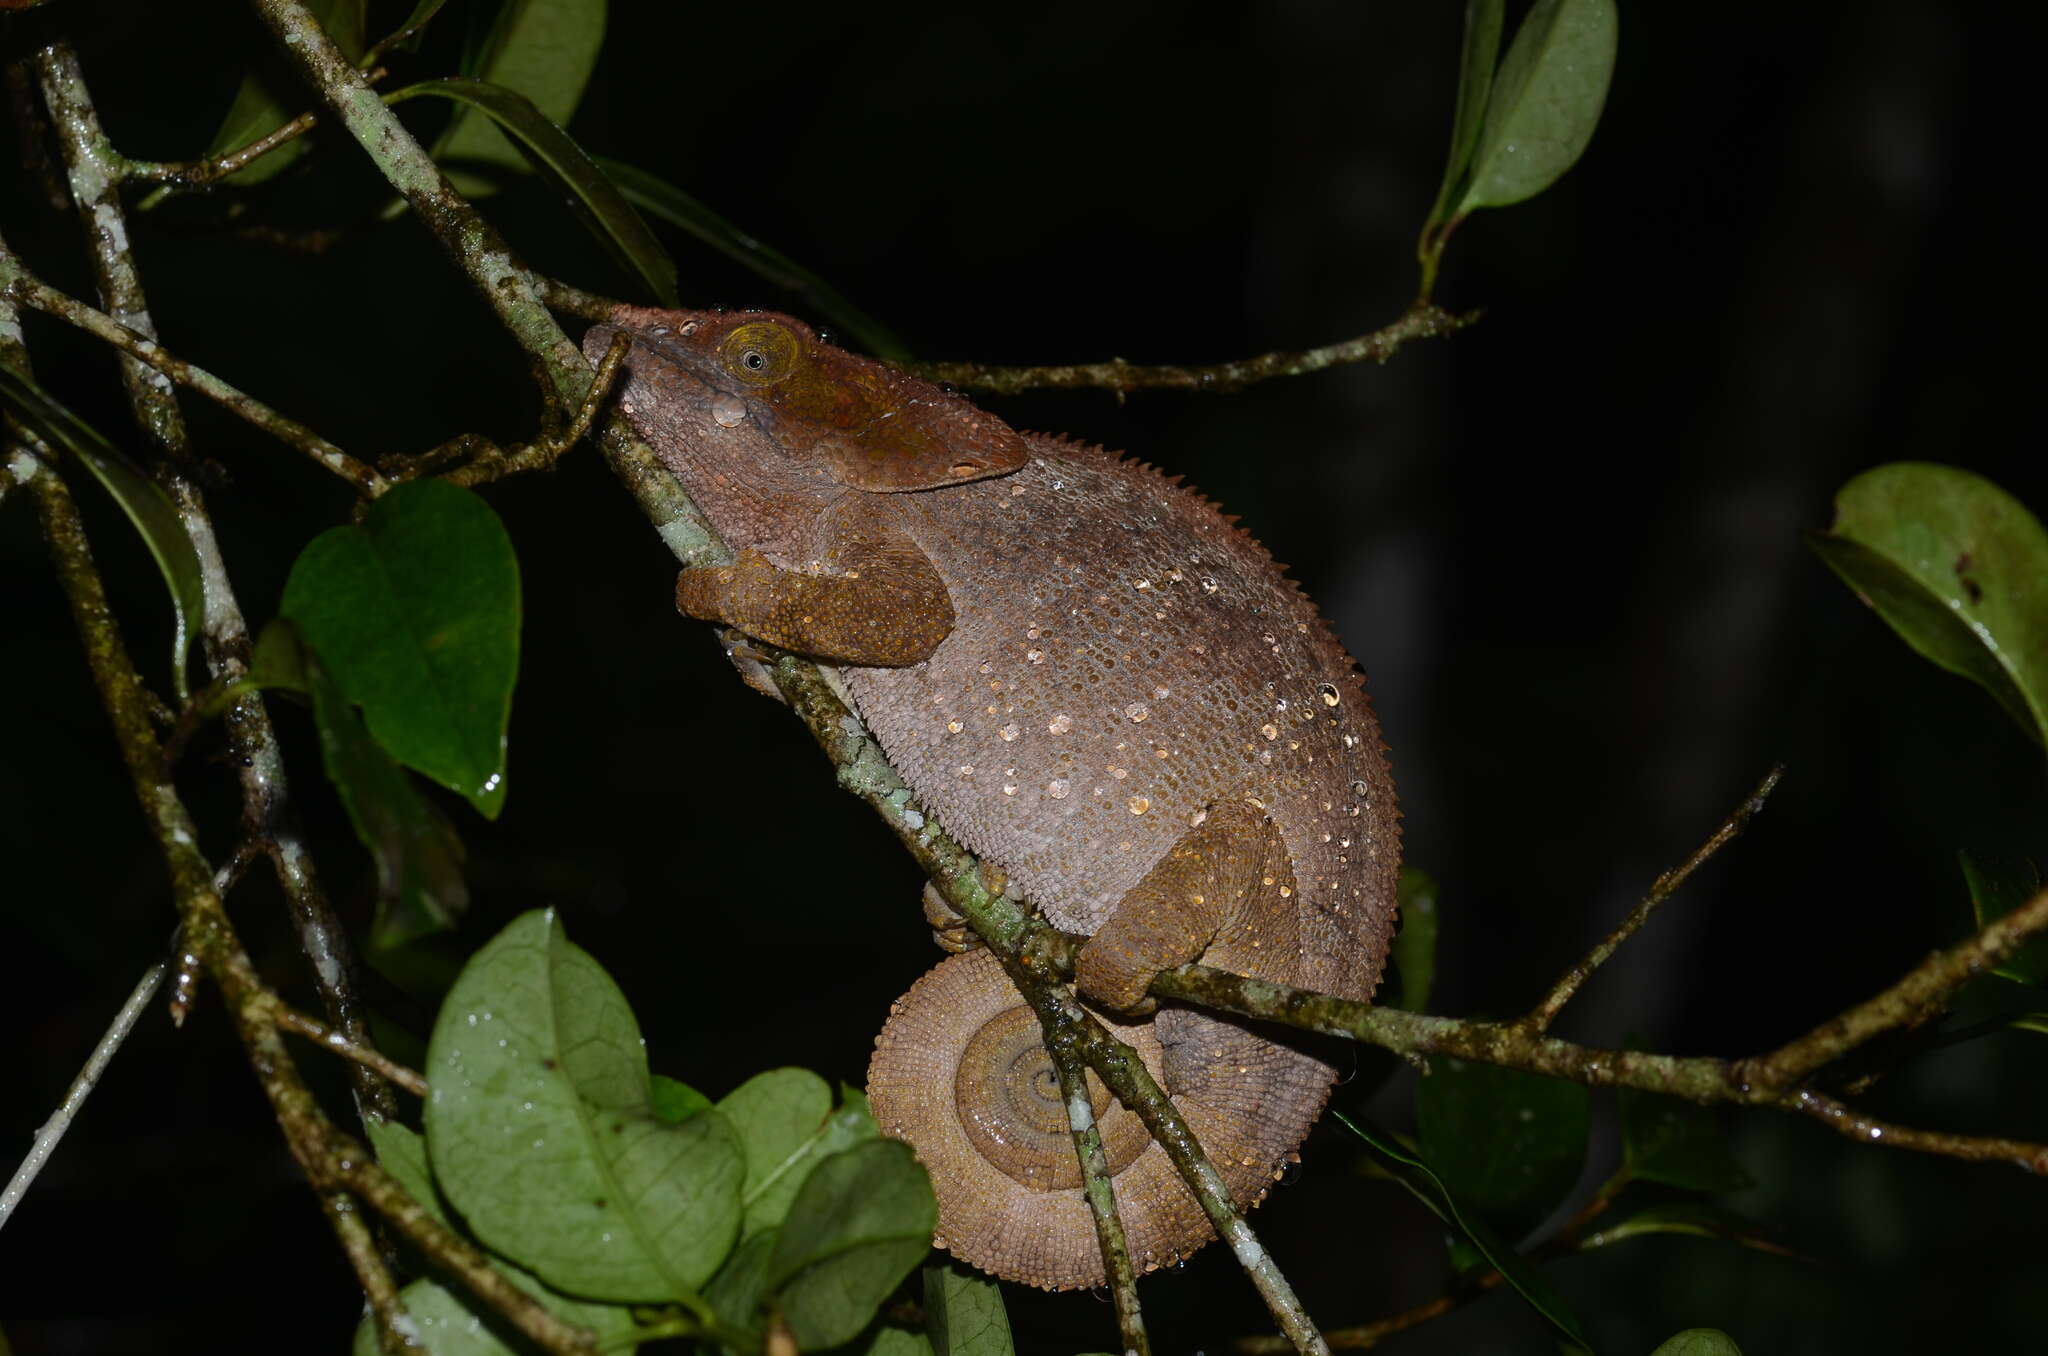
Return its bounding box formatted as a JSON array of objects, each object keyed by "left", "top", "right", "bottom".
[
  {"left": 1388, "top": 866, "right": 1439, "bottom": 1012},
  {"left": 1455, "top": 0, "right": 1618, "bottom": 214},
  {"left": 1415, "top": 1057, "right": 1589, "bottom": 1243},
  {"left": 385, "top": 0, "right": 455, "bottom": 55},
  {"left": 1649, "top": 1330, "right": 1742, "bottom": 1356},
  {"left": 392, "top": 78, "right": 676, "bottom": 306},
  {"left": 1335, "top": 1112, "right": 1588, "bottom": 1352},
  {"left": 351, "top": 1268, "right": 644, "bottom": 1355},
  {"left": 424, "top": 910, "right": 745, "bottom": 1301},
  {"left": 1618, "top": 1087, "right": 1751, "bottom": 1194},
  {"left": 301, "top": 632, "right": 470, "bottom": 948},
  {"left": 205, "top": 0, "right": 366, "bottom": 186},
  {"left": 767, "top": 1139, "right": 936, "bottom": 1351},
  {"left": 923, "top": 1262, "right": 1013, "bottom": 1356},
  {"left": 651, "top": 1073, "right": 713, "bottom": 1124},
  {"left": 1960, "top": 852, "right": 2048, "bottom": 986},
  {"left": 593, "top": 156, "right": 914, "bottom": 362},
  {"left": 2009, "top": 1012, "right": 2048, "bottom": 1037},
  {"left": 364, "top": 1120, "right": 449, "bottom": 1227},
  {"left": 704, "top": 1229, "right": 778, "bottom": 1341},
  {"left": 434, "top": 0, "right": 606, "bottom": 197},
  {"left": 861, "top": 1328, "right": 937, "bottom": 1356},
  {"left": 1811, "top": 463, "right": 2048, "bottom": 749},
  {"left": 720, "top": 1068, "right": 880, "bottom": 1239},
  {"left": 1422, "top": 0, "right": 1505, "bottom": 233},
  {"left": 1583, "top": 1201, "right": 1793, "bottom": 1261},
  {"left": 281, "top": 479, "right": 520, "bottom": 817},
  {"left": 0, "top": 365, "right": 204, "bottom": 700}
]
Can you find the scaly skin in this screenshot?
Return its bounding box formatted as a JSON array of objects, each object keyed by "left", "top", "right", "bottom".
[{"left": 587, "top": 307, "right": 1400, "bottom": 1289}]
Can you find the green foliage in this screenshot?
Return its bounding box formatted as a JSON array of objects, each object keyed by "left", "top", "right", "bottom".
[
  {"left": 1421, "top": 0, "right": 1617, "bottom": 280},
  {"left": 1650, "top": 1330, "right": 1742, "bottom": 1356},
  {"left": 1455, "top": 0, "right": 1618, "bottom": 213},
  {"left": 1415, "top": 1056, "right": 1590, "bottom": 1244},
  {"left": 249, "top": 620, "right": 470, "bottom": 948},
  {"left": 281, "top": 479, "right": 520, "bottom": 818},
  {"left": 1338, "top": 1112, "right": 1589, "bottom": 1351},
  {"left": 0, "top": 365, "right": 203, "bottom": 699},
  {"left": 1388, "top": 866, "right": 1439, "bottom": 1011},
  {"left": 1959, "top": 852, "right": 2048, "bottom": 986},
  {"left": 922, "top": 1262, "right": 1014, "bottom": 1356},
  {"left": 1619, "top": 1087, "right": 1751, "bottom": 1194},
  {"left": 356, "top": 911, "right": 935, "bottom": 1350},
  {"left": 1810, "top": 462, "right": 2048, "bottom": 750},
  {"left": 650, "top": 1073, "right": 713, "bottom": 1123},
  {"left": 435, "top": 0, "right": 607, "bottom": 197},
  {"left": 389, "top": 78, "right": 677, "bottom": 305},
  {"left": 204, "top": 0, "right": 365, "bottom": 185},
  {"left": 352, "top": 1269, "right": 645, "bottom": 1356},
  {"left": 424, "top": 910, "right": 744, "bottom": 1301},
  {"left": 719, "top": 1067, "right": 880, "bottom": 1239},
  {"left": 765, "top": 1140, "right": 936, "bottom": 1350}
]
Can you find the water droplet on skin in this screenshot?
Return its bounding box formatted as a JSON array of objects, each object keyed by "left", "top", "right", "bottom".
[
  {"left": 1047, "top": 779, "right": 1071, "bottom": 799},
  {"left": 1260, "top": 724, "right": 1279, "bottom": 740},
  {"left": 1027, "top": 648, "right": 1045, "bottom": 663},
  {"left": 1128, "top": 797, "right": 1150, "bottom": 815},
  {"left": 1318, "top": 683, "right": 1341, "bottom": 706},
  {"left": 1003, "top": 783, "right": 1018, "bottom": 795},
  {"left": 1200, "top": 577, "right": 1219, "bottom": 593},
  {"left": 947, "top": 720, "right": 964, "bottom": 734},
  {"left": 710, "top": 393, "right": 747, "bottom": 427},
  {"left": 999, "top": 724, "right": 1020, "bottom": 741},
  {"left": 1125, "top": 703, "right": 1149, "bottom": 723},
  {"left": 1049, "top": 714, "right": 1073, "bottom": 734}
]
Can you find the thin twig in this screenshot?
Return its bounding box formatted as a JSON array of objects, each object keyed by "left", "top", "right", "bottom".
[
  {"left": 124, "top": 65, "right": 389, "bottom": 192},
  {"left": 274, "top": 1002, "right": 430, "bottom": 1097},
  {"left": 22, "top": 453, "right": 597, "bottom": 1354},
  {"left": 1048, "top": 1013, "right": 1149, "bottom": 1353},
  {"left": 910, "top": 302, "right": 1476, "bottom": 396},
  {"left": 0, "top": 958, "right": 166, "bottom": 1232},
  {"left": 4, "top": 270, "right": 386, "bottom": 494},
  {"left": 29, "top": 43, "right": 396, "bottom": 1121},
  {"left": 1522, "top": 765, "right": 1784, "bottom": 1032},
  {"left": 320, "top": 1190, "right": 412, "bottom": 1355}
]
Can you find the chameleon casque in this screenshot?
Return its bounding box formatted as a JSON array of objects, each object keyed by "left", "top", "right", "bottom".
[{"left": 583, "top": 306, "right": 1401, "bottom": 1291}]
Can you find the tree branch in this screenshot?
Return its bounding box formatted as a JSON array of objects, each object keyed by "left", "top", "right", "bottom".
[
  {"left": 1047, "top": 1043, "right": 1150, "bottom": 1356},
  {"left": 910, "top": 302, "right": 1476, "bottom": 396},
  {"left": 1521, "top": 764, "right": 1784, "bottom": 1033},
  {"left": 28, "top": 41, "right": 396, "bottom": 1122}
]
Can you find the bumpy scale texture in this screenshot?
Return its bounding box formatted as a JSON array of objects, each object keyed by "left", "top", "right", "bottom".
[{"left": 588, "top": 306, "right": 1401, "bottom": 1290}]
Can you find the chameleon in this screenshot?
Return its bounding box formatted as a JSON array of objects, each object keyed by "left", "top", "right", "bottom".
[{"left": 583, "top": 306, "right": 1401, "bottom": 1290}]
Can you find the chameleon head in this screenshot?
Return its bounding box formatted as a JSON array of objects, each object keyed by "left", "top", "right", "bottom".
[
  {"left": 585, "top": 306, "right": 1031, "bottom": 493},
  {"left": 868, "top": 947, "right": 1332, "bottom": 1290}
]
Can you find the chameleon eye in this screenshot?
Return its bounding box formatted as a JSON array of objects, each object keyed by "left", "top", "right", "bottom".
[{"left": 721, "top": 322, "right": 801, "bottom": 386}]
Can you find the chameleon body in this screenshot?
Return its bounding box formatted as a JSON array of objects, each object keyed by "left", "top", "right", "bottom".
[{"left": 585, "top": 307, "right": 1400, "bottom": 1290}]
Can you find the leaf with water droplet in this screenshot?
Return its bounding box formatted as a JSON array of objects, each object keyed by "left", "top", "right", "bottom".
[
  {"left": 922, "top": 1261, "right": 1014, "bottom": 1356},
  {"left": 719, "top": 1068, "right": 879, "bottom": 1238},
  {"left": 1811, "top": 463, "right": 2048, "bottom": 750},
  {"left": 282, "top": 479, "right": 519, "bottom": 818},
  {"left": 1649, "top": 1329, "right": 1743, "bottom": 1356},
  {"left": 293, "top": 626, "right": 468, "bottom": 948},
  {"left": 766, "top": 1139, "right": 936, "bottom": 1350},
  {"left": 425, "top": 910, "right": 744, "bottom": 1301},
  {"left": 364, "top": 1120, "right": 449, "bottom": 1227},
  {"left": 1335, "top": 1111, "right": 1588, "bottom": 1352},
  {"left": 432, "top": 0, "right": 605, "bottom": 198},
  {"left": 0, "top": 365, "right": 204, "bottom": 701},
  {"left": 1415, "top": 1056, "right": 1589, "bottom": 1246},
  {"left": 1454, "top": 0, "right": 1618, "bottom": 214},
  {"left": 1618, "top": 1086, "right": 1751, "bottom": 1194},
  {"left": 1960, "top": 851, "right": 2048, "bottom": 986}
]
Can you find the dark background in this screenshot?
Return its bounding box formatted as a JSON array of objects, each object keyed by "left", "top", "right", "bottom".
[{"left": 2, "top": 2, "right": 2043, "bottom": 1351}]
